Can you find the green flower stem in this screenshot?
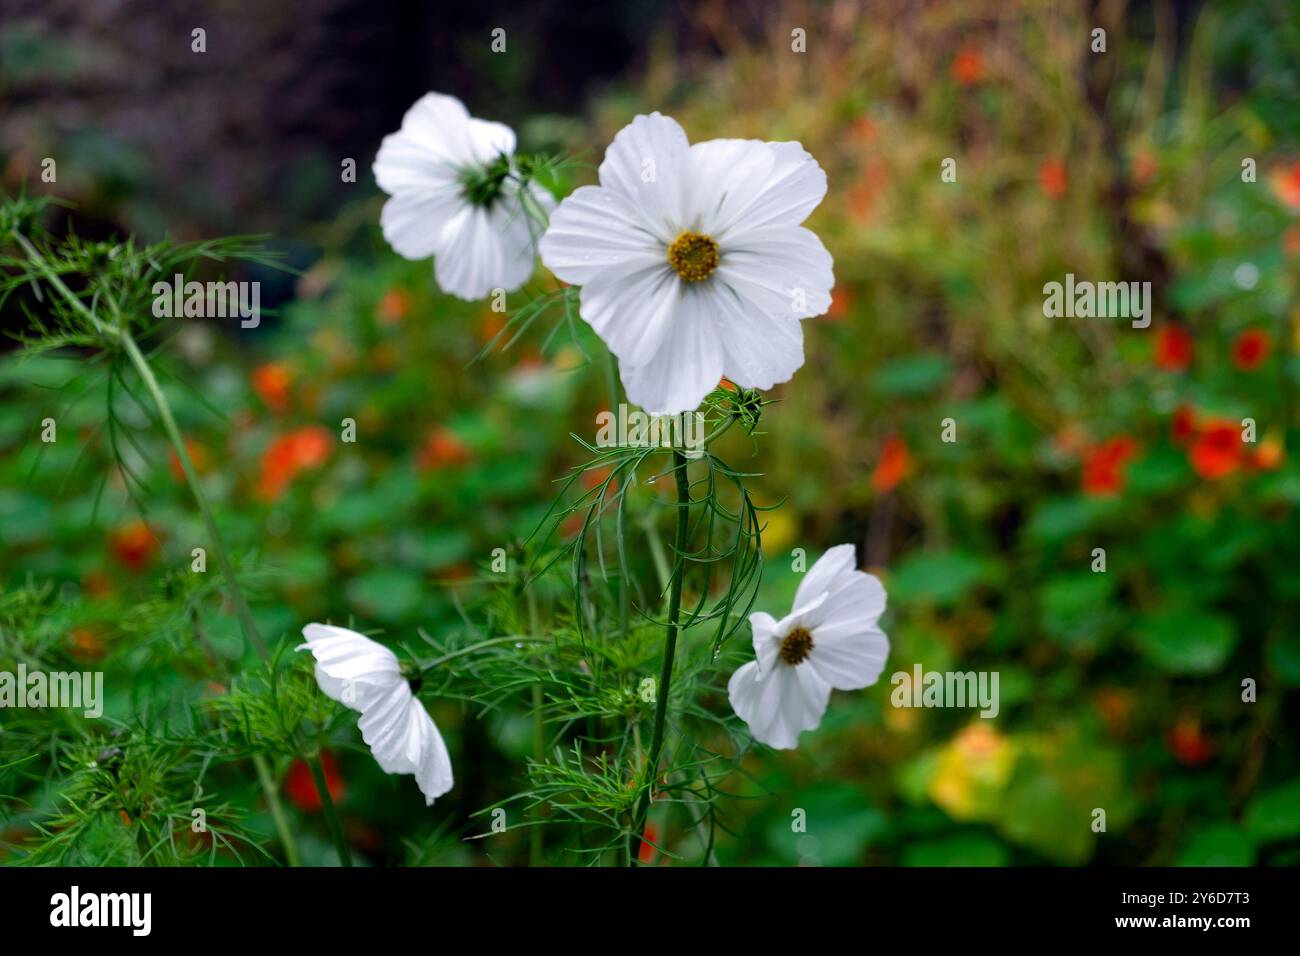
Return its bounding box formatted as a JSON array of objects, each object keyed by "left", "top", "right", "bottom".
[
  {"left": 628, "top": 441, "right": 690, "bottom": 865},
  {"left": 118, "top": 332, "right": 269, "bottom": 660},
  {"left": 526, "top": 585, "right": 545, "bottom": 868},
  {"left": 254, "top": 754, "right": 301, "bottom": 868},
  {"left": 309, "top": 750, "right": 351, "bottom": 867}
]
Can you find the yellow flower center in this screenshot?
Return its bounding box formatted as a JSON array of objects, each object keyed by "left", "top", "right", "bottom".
[
  {"left": 667, "top": 231, "right": 719, "bottom": 282},
  {"left": 779, "top": 626, "right": 814, "bottom": 666}
]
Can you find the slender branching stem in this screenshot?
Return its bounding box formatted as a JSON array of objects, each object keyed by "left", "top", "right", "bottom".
[
  {"left": 628, "top": 439, "right": 690, "bottom": 865},
  {"left": 417, "top": 634, "right": 547, "bottom": 671},
  {"left": 310, "top": 750, "right": 351, "bottom": 867},
  {"left": 16, "top": 232, "right": 301, "bottom": 865}
]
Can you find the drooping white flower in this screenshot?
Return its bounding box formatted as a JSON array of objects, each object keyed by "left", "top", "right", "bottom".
[
  {"left": 373, "top": 92, "right": 551, "bottom": 300},
  {"left": 538, "top": 112, "right": 833, "bottom": 415},
  {"left": 728, "top": 545, "right": 889, "bottom": 750},
  {"left": 298, "top": 623, "right": 453, "bottom": 805}
]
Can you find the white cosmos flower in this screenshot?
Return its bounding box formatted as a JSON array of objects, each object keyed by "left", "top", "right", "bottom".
[
  {"left": 538, "top": 112, "right": 833, "bottom": 415},
  {"left": 298, "top": 623, "right": 453, "bottom": 805},
  {"left": 728, "top": 545, "right": 889, "bottom": 750},
  {"left": 373, "top": 92, "right": 551, "bottom": 300}
]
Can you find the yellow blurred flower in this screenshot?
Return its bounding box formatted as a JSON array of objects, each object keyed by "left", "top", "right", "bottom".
[{"left": 928, "top": 723, "right": 1016, "bottom": 821}]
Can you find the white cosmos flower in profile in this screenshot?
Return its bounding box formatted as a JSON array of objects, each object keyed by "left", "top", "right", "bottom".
[
  {"left": 538, "top": 112, "right": 833, "bottom": 415},
  {"left": 728, "top": 545, "right": 889, "bottom": 750},
  {"left": 299, "top": 623, "right": 453, "bottom": 805},
  {"left": 373, "top": 92, "right": 552, "bottom": 300}
]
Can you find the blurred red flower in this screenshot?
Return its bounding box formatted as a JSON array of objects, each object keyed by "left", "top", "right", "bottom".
[
  {"left": 1232, "top": 328, "right": 1271, "bottom": 371},
  {"left": 951, "top": 44, "right": 984, "bottom": 86},
  {"left": 1081, "top": 436, "right": 1139, "bottom": 496},
  {"left": 285, "top": 752, "right": 345, "bottom": 813},
  {"left": 109, "top": 520, "right": 159, "bottom": 571},
  {"left": 1168, "top": 716, "right": 1213, "bottom": 766},
  {"left": 1038, "top": 159, "right": 1068, "bottom": 200},
  {"left": 1154, "top": 324, "right": 1192, "bottom": 371},
  {"left": 417, "top": 426, "right": 471, "bottom": 471},
  {"left": 872, "top": 435, "right": 913, "bottom": 492},
  {"left": 252, "top": 362, "right": 293, "bottom": 413},
  {"left": 1189, "top": 419, "right": 1241, "bottom": 479},
  {"left": 637, "top": 823, "right": 659, "bottom": 864},
  {"left": 1171, "top": 405, "right": 1197, "bottom": 445}
]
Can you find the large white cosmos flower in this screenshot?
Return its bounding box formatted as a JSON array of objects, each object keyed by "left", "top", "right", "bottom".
[
  {"left": 728, "top": 545, "right": 889, "bottom": 750},
  {"left": 538, "top": 113, "right": 833, "bottom": 415},
  {"left": 373, "top": 92, "right": 551, "bottom": 300},
  {"left": 299, "top": 623, "right": 453, "bottom": 805}
]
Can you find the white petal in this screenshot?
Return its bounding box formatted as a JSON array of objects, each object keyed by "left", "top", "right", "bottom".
[
  {"left": 807, "top": 625, "right": 890, "bottom": 691},
  {"left": 714, "top": 141, "right": 827, "bottom": 239},
  {"left": 710, "top": 279, "right": 805, "bottom": 390},
  {"left": 539, "top": 185, "right": 665, "bottom": 286},
  {"left": 794, "top": 544, "right": 859, "bottom": 609},
  {"left": 617, "top": 285, "right": 725, "bottom": 414},
  {"left": 358, "top": 681, "right": 418, "bottom": 772},
  {"left": 748, "top": 611, "right": 781, "bottom": 673},
  {"left": 685, "top": 139, "right": 776, "bottom": 237},
  {"left": 380, "top": 191, "right": 465, "bottom": 261},
  {"left": 805, "top": 571, "right": 887, "bottom": 633},
  {"left": 597, "top": 113, "right": 691, "bottom": 242},
  {"left": 728, "top": 660, "right": 830, "bottom": 750},
  {"left": 715, "top": 225, "right": 833, "bottom": 320},
  {"left": 576, "top": 257, "right": 681, "bottom": 365},
  {"left": 410, "top": 700, "right": 455, "bottom": 804},
  {"left": 466, "top": 117, "right": 516, "bottom": 164},
  {"left": 298, "top": 624, "right": 402, "bottom": 711},
  {"left": 434, "top": 194, "right": 538, "bottom": 299},
  {"left": 373, "top": 129, "right": 462, "bottom": 196},
  {"left": 390, "top": 92, "right": 484, "bottom": 168}
]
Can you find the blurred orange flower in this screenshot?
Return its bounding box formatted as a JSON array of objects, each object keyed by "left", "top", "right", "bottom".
[
  {"left": 1271, "top": 160, "right": 1300, "bottom": 211},
  {"left": 826, "top": 285, "right": 854, "bottom": 320},
  {"left": 257, "top": 426, "right": 332, "bottom": 500},
  {"left": 168, "top": 437, "right": 210, "bottom": 483},
  {"left": 950, "top": 44, "right": 984, "bottom": 86},
  {"left": 1231, "top": 328, "right": 1270, "bottom": 371},
  {"left": 1189, "top": 418, "right": 1241, "bottom": 480},
  {"left": 109, "top": 520, "right": 159, "bottom": 572},
  {"left": 1081, "top": 436, "right": 1139, "bottom": 496},
  {"left": 252, "top": 362, "right": 292, "bottom": 413},
  {"left": 417, "top": 426, "right": 471, "bottom": 471},
  {"left": 69, "top": 625, "right": 106, "bottom": 663},
  {"left": 872, "top": 434, "right": 912, "bottom": 492},
  {"left": 1248, "top": 436, "right": 1284, "bottom": 471},
  {"left": 1038, "top": 159, "right": 1068, "bottom": 200},
  {"left": 1284, "top": 225, "right": 1300, "bottom": 258},
  {"left": 376, "top": 286, "right": 411, "bottom": 325},
  {"left": 1154, "top": 324, "right": 1192, "bottom": 371}
]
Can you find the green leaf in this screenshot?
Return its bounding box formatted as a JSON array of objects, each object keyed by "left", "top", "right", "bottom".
[
  {"left": 1133, "top": 608, "right": 1238, "bottom": 674},
  {"left": 1177, "top": 825, "right": 1256, "bottom": 866},
  {"left": 902, "top": 832, "right": 1009, "bottom": 866},
  {"left": 1244, "top": 778, "right": 1300, "bottom": 842},
  {"left": 871, "top": 355, "right": 951, "bottom": 397},
  {"left": 888, "top": 550, "right": 989, "bottom": 606}
]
